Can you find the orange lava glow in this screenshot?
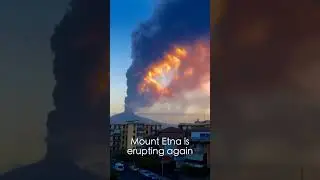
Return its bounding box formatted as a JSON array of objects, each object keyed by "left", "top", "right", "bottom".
[{"left": 138, "top": 41, "right": 210, "bottom": 98}]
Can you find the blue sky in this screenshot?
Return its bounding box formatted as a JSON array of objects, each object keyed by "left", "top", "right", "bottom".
[{"left": 110, "top": 0, "right": 154, "bottom": 114}]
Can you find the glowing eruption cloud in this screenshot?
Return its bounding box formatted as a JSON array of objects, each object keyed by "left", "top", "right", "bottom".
[
  {"left": 139, "top": 42, "right": 210, "bottom": 100},
  {"left": 125, "top": 0, "right": 210, "bottom": 113},
  {"left": 138, "top": 47, "right": 187, "bottom": 97},
  {"left": 138, "top": 41, "right": 210, "bottom": 116}
]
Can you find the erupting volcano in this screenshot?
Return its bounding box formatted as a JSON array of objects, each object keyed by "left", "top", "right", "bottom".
[{"left": 123, "top": 0, "right": 210, "bottom": 116}]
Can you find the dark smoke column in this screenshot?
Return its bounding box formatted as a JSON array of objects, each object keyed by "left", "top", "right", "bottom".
[
  {"left": 125, "top": 0, "right": 210, "bottom": 112},
  {"left": 47, "top": 0, "right": 109, "bottom": 178}
]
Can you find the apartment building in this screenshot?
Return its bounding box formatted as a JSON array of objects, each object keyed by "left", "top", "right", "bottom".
[
  {"left": 186, "top": 127, "right": 210, "bottom": 167},
  {"left": 110, "top": 124, "right": 122, "bottom": 153},
  {"left": 178, "top": 120, "right": 211, "bottom": 167},
  {"left": 178, "top": 120, "right": 210, "bottom": 138},
  {"left": 110, "top": 120, "right": 162, "bottom": 154}
]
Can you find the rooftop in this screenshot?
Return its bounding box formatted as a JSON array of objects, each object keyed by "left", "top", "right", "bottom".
[
  {"left": 158, "top": 127, "right": 184, "bottom": 139},
  {"left": 179, "top": 120, "right": 210, "bottom": 126},
  {"left": 160, "top": 127, "right": 184, "bottom": 133},
  {"left": 190, "top": 127, "right": 210, "bottom": 132}
]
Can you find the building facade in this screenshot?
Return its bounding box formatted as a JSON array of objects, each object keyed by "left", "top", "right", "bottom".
[
  {"left": 110, "top": 120, "right": 162, "bottom": 155},
  {"left": 178, "top": 120, "right": 211, "bottom": 167},
  {"left": 110, "top": 119, "right": 211, "bottom": 168},
  {"left": 178, "top": 120, "right": 210, "bottom": 138},
  {"left": 110, "top": 124, "right": 122, "bottom": 153},
  {"left": 186, "top": 127, "right": 210, "bottom": 167}
]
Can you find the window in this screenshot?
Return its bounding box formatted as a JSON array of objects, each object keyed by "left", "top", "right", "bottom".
[{"left": 200, "top": 133, "right": 210, "bottom": 140}]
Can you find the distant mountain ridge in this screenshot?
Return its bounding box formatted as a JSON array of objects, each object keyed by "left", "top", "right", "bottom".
[
  {"left": 110, "top": 112, "right": 160, "bottom": 124},
  {"left": 110, "top": 112, "right": 177, "bottom": 128}
]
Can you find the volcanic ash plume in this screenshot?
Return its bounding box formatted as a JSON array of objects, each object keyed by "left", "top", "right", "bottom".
[{"left": 125, "top": 0, "right": 210, "bottom": 114}]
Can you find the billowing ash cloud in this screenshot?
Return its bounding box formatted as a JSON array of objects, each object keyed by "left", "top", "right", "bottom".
[{"left": 125, "top": 0, "right": 210, "bottom": 112}]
